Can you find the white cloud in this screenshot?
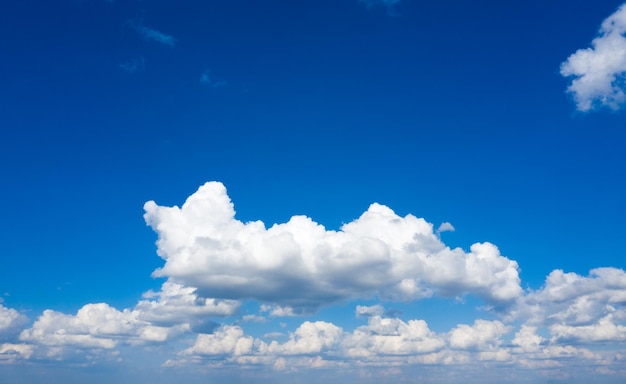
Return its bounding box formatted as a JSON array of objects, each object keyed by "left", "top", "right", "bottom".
[
  {"left": 561, "top": 3, "right": 626, "bottom": 111},
  {"left": 344, "top": 316, "right": 444, "bottom": 357},
  {"left": 134, "top": 25, "right": 177, "bottom": 46},
  {"left": 135, "top": 281, "right": 239, "bottom": 327},
  {"left": 550, "top": 314, "right": 626, "bottom": 343},
  {"left": 436, "top": 222, "right": 455, "bottom": 233},
  {"left": 19, "top": 302, "right": 188, "bottom": 354},
  {"left": 448, "top": 319, "right": 510, "bottom": 351},
  {"left": 511, "top": 325, "right": 544, "bottom": 353},
  {"left": 355, "top": 304, "right": 385, "bottom": 318},
  {"left": 183, "top": 325, "right": 254, "bottom": 356},
  {"left": 268, "top": 321, "right": 343, "bottom": 355},
  {"left": 511, "top": 267, "right": 626, "bottom": 328},
  {"left": 0, "top": 343, "right": 33, "bottom": 362},
  {"left": 260, "top": 304, "right": 297, "bottom": 317},
  {"left": 0, "top": 304, "right": 28, "bottom": 339},
  {"left": 144, "top": 182, "right": 522, "bottom": 312}
]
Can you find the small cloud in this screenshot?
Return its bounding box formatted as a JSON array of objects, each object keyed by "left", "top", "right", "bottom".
[
  {"left": 132, "top": 23, "right": 176, "bottom": 46},
  {"left": 242, "top": 314, "right": 267, "bottom": 323},
  {"left": 260, "top": 304, "right": 297, "bottom": 317},
  {"left": 120, "top": 57, "right": 145, "bottom": 74},
  {"left": 200, "top": 69, "right": 226, "bottom": 88},
  {"left": 437, "top": 222, "right": 455, "bottom": 234},
  {"left": 560, "top": 3, "right": 626, "bottom": 111},
  {"left": 262, "top": 332, "right": 285, "bottom": 339},
  {"left": 356, "top": 305, "right": 384, "bottom": 318}
]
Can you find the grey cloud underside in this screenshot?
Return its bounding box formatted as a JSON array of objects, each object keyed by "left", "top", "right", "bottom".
[{"left": 144, "top": 182, "right": 522, "bottom": 312}]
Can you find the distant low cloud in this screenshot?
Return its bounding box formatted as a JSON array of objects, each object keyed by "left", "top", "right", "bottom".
[
  {"left": 561, "top": 3, "right": 626, "bottom": 111},
  {"left": 144, "top": 182, "right": 522, "bottom": 313},
  {"left": 0, "top": 304, "right": 27, "bottom": 340},
  {"left": 133, "top": 24, "right": 177, "bottom": 46}
]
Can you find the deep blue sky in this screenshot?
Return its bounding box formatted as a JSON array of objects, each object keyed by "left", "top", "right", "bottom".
[{"left": 1, "top": 1, "right": 625, "bottom": 383}]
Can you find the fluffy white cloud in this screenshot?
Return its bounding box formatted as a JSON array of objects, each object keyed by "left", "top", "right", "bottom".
[
  {"left": 550, "top": 314, "right": 626, "bottom": 343},
  {"left": 561, "top": 3, "right": 626, "bottom": 111},
  {"left": 344, "top": 316, "right": 444, "bottom": 357},
  {"left": 170, "top": 312, "right": 615, "bottom": 376},
  {"left": 511, "top": 267, "right": 626, "bottom": 328},
  {"left": 136, "top": 281, "right": 239, "bottom": 327},
  {"left": 0, "top": 343, "right": 33, "bottom": 362},
  {"left": 183, "top": 325, "right": 254, "bottom": 356},
  {"left": 0, "top": 304, "right": 27, "bottom": 339},
  {"left": 436, "top": 222, "right": 455, "bottom": 233},
  {"left": 448, "top": 320, "right": 510, "bottom": 351},
  {"left": 144, "top": 182, "right": 522, "bottom": 312},
  {"left": 19, "top": 302, "right": 187, "bottom": 352}
]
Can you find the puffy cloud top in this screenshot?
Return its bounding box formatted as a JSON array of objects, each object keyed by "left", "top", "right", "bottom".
[
  {"left": 144, "top": 182, "right": 522, "bottom": 312},
  {"left": 561, "top": 3, "right": 626, "bottom": 111}
]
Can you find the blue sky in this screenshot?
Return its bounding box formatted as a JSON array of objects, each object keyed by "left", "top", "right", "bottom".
[{"left": 1, "top": 0, "right": 626, "bottom": 382}]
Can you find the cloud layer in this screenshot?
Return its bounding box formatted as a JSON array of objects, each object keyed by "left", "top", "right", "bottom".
[
  {"left": 561, "top": 4, "right": 626, "bottom": 111},
  {"left": 144, "top": 182, "right": 522, "bottom": 313},
  {"left": 1, "top": 182, "right": 625, "bottom": 382}
]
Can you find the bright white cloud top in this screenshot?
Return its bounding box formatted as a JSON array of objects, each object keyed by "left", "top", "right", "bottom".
[
  {"left": 561, "top": 3, "right": 626, "bottom": 111},
  {"left": 144, "top": 182, "right": 522, "bottom": 313}
]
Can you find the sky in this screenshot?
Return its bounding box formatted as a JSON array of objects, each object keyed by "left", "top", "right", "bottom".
[{"left": 1, "top": 0, "right": 626, "bottom": 382}]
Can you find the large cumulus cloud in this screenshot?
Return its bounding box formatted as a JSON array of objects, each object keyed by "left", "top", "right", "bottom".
[{"left": 144, "top": 182, "right": 522, "bottom": 313}]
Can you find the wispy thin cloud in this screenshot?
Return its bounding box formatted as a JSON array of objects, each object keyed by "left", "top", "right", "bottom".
[
  {"left": 119, "top": 57, "right": 145, "bottom": 74},
  {"left": 561, "top": 3, "right": 626, "bottom": 112},
  {"left": 133, "top": 24, "right": 177, "bottom": 46},
  {"left": 200, "top": 69, "right": 226, "bottom": 88}
]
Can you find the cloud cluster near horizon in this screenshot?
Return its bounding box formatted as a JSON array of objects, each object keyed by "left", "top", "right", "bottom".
[
  {"left": 561, "top": 3, "right": 626, "bottom": 111},
  {"left": 1, "top": 182, "right": 625, "bottom": 380}
]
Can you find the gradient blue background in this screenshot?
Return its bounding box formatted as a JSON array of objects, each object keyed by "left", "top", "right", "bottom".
[{"left": 0, "top": 0, "right": 624, "bottom": 358}]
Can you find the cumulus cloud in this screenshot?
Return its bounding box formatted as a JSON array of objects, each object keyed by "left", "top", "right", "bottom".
[
  {"left": 169, "top": 314, "right": 613, "bottom": 376},
  {"left": 561, "top": 3, "right": 626, "bottom": 111},
  {"left": 136, "top": 281, "right": 239, "bottom": 328},
  {"left": 511, "top": 267, "right": 626, "bottom": 327},
  {"left": 0, "top": 343, "right": 33, "bottom": 362},
  {"left": 144, "top": 182, "right": 522, "bottom": 313},
  {"left": 19, "top": 303, "right": 187, "bottom": 352},
  {"left": 344, "top": 316, "right": 444, "bottom": 357},
  {"left": 355, "top": 304, "right": 385, "bottom": 318},
  {"left": 183, "top": 325, "right": 255, "bottom": 357},
  {"left": 0, "top": 304, "right": 28, "bottom": 340},
  {"left": 448, "top": 320, "right": 510, "bottom": 351}
]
